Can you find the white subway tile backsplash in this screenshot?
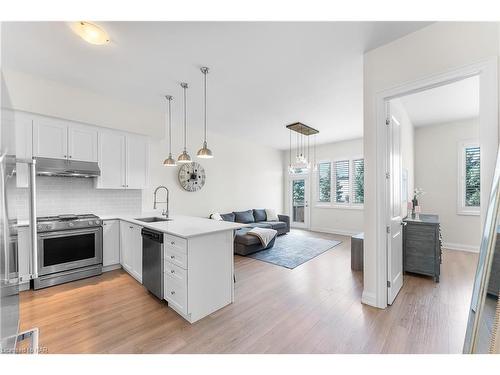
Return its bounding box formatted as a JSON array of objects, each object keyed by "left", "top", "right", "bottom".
[{"left": 14, "top": 176, "right": 142, "bottom": 219}]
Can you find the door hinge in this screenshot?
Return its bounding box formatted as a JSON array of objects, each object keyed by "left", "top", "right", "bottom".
[
  {"left": 385, "top": 172, "right": 390, "bottom": 179},
  {"left": 387, "top": 280, "right": 391, "bottom": 288},
  {"left": 386, "top": 225, "right": 390, "bottom": 234}
]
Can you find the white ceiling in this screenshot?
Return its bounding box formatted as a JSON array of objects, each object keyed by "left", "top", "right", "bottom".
[
  {"left": 1, "top": 21, "right": 431, "bottom": 149},
  {"left": 399, "top": 75, "right": 479, "bottom": 127}
]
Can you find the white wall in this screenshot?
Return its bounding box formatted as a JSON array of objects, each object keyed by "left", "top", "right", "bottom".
[
  {"left": 283, "top": 138, "right": 364, "bottom": 235},
  {"left": 414, "top": 118, "right": 481, "bottom": 252},
  {"left": 363, "top": 22, "right": 500, "bottom": 308},
  {"left": 146, "top": 130, "right": 284, "bottom": 217}
]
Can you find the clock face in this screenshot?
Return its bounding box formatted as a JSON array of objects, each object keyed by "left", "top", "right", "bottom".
[{"left": 178, "top": 162, "right": 206, "bottom": 192}]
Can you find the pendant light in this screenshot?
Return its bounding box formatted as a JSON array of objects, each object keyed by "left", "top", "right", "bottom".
[
  {"left": 163, "top": 95, "right": 177, "bottom": 167},
  {"left": 177, "top": 82, "right": 191, "bottom": 163},
  {"left": 197, "top": 67, "right": 214, "bottom": 158}
]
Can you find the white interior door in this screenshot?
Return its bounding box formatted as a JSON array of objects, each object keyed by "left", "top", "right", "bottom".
[
  {"left": 387, "top": 112, "right": 404, "bottom": 305},
  {"left": 289, "top": 175, "right": 309, "bottom": 228}
]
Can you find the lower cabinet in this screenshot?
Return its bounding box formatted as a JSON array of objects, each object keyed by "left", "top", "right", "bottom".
[
  {"left": 119, "top": 221, "right": 143, "bottom": 283},
  {"left": 17, "top": 226, "right": 32, "bottom": 286},
  {"left": 163, "top": 231, "right": 234, "bottom": 323},
  {"left": 102, "top": 220, "right": 120, "bottom": 268}
]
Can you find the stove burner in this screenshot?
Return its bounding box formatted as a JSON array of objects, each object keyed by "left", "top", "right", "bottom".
[{"left": 36, "top": 214, "right": 101, "bottom": 232}]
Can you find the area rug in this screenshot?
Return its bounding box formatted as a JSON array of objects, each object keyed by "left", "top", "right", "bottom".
[{"left": 247, "top": 233, "right": 341, "bottom": 269}]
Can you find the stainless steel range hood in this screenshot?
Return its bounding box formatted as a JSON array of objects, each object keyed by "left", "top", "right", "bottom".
[{"left": 35, "top": 157, "right": 101, "bottom": 178}]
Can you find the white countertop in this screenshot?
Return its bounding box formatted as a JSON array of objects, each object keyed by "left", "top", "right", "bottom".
[
  {"left": 103, "top": 214, "right": 248, "bottom": 238},
  {"left": 14, "top": 214, "right": 247, "bottom": 238}
]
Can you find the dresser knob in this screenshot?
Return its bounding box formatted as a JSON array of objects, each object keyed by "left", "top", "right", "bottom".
[
  {"left": 171, "top": 291, "right": 175, "bottom": 295},
  {"left": 171, "top": 241, "right": 175, "bottom": 245},
  {"left": 170, "top": 270, "right": 175, "bottom": 274},
  {"left": 170, "top": 255, "right": 175, "bottom": 259}
]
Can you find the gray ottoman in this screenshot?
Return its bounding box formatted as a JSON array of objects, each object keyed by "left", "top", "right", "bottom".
[{"left": 234, "top": 228, "right": 277, "bottom": 256}]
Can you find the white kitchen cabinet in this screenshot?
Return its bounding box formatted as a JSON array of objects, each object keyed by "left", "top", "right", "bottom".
[
  {"left": 119, "top": 221, "right": 143, "bottom": 283},
  {"left": 97, "top": 131, "right": 149, "bottom": 190},
  {"left": 126, "top": 135, "right": 149, "bottom": 189},
  {"left": 102, "top": 220, "right": 120, "bottom": 268},
  {"left": 68, "top": 125, "right": 98, "bottom": 162},
  {"left": 97, "top": 131, "right": 127, "bottom": 189},
  {"left": 33, "top": 117, "right": 98, "bottom": 162},
  {"left": 33, "top": 118, "right": 68, "bottom": 159}
]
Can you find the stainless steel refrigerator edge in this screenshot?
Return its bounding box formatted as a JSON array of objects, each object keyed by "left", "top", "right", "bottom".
[{"left": 1, "top": 68, "right": 38, "bottom": 354}]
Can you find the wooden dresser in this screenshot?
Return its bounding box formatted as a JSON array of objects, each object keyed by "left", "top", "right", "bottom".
[{"left": 403, "top": 214, "right": 442, "bottom": 282}]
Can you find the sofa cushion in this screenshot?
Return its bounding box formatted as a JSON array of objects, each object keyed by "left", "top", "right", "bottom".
[
  {"left": 220, "top": 212, "right": 235, "bottom": 222},
  {"left": 234, "top": 228, "right": 261, "bottom": 245},
  {"left": 234, "top": 210, "right": 255, "bottom": 224},
  {"left": 265, "top": 208, "right": 279, "bottom": 221},
  {"left": 253, "top": 209, "right": 267, "bottom": 222},
  {"left": 260, "top": 221, "right": 287, "bottom": 230}
]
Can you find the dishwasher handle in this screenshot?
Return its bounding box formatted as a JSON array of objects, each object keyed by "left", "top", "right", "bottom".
[{"left": 141, "top": 228, "right": 163, "bottom": 243}]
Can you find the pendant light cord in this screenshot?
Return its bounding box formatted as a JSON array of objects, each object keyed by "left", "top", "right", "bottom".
[
  {"left": 183, "top": 83, "right": 187, "bottom": 152},
  {"left": 203, "top": 69, "right": 207, "bottom": 143},
  {"left": 168, "top": 97, "right": 172, "bottom": 153}
]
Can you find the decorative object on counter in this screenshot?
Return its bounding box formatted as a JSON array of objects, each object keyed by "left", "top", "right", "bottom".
[
  {"left": 414, "top": 205, "right": 421, "bottom": 220},
  {"left": 411, "top": 187, "right": 425, "bottom": 217},
  {"left": 177, "top": 82, "right": 192, "bottom": 164},
  {"left": 163, "top": 95, "right": 177, "bottom": 167},
  {"left": 209, "top": 213, "right": 223, "bottom": 221},
  {"left": 197, "top": 67, "right": 214, "bottom": 159},
  {"left": 178, "top": 162, "right": 206, "bottom": 192}
]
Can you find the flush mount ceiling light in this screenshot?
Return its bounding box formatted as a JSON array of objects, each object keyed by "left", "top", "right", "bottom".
[
  {"left": 177, "top": 82, "right": 192, "bottom": 164},
  {"left": 197, "top": 67, "right": 214, "bottom": 159},
  {"left": 163, "top": 95, "right": 177, "bottom": 167},
  {"left": 72, "top": 21, "right": 110, "bottom": 45}
]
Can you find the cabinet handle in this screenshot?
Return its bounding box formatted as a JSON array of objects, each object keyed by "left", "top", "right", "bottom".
[
  {"left": 171, "top": 291, "right": 175, "bottom": 295},
  {"left": 170, "top": 241, "right": 175, "bottom": 245},
  {"left": 170, "top": 270, "right": 175, "bottom": 274},
  {"left": 69, "top": 155, "right": 72, "bottom": 158},
  {"left": 170, "top": 255, "right": 175, "bottom": 259},
  {"left": 63, "top": 155, "right": 67, "bottom": 158},
  {"left": 129, "top": 226, "right": 133, "bottom": 229}
]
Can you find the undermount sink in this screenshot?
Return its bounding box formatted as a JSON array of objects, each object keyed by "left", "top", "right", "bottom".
[{"left": 134, "top": 217, "right": 172, "bottom": 223}]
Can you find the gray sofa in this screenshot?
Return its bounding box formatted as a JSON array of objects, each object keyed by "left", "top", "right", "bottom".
[{"left": 218, "top": 209, "right": 290, "bottom": 256}]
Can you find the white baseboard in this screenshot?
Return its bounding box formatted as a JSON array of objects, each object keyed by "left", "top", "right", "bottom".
[
  {"left": 103, "top": 264, "right": 122, "bottom": 272},
  {"left": 309, "top": 226, "right": 360, "bottom": 237},
  {"left": 442, "top": 242, "right": 479, "bottom": 253},
  {"left": 361, "top": 290, "right": 378, "bottom": 307}
]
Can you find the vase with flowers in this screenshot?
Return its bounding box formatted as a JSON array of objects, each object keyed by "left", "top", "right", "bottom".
[{"left": 412, "top": 187, "right": 425, "bottom": 218}]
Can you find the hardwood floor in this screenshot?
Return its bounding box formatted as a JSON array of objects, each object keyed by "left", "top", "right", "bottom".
[{"left": 19, "top": 229, "right": 478, "bottom": 354}]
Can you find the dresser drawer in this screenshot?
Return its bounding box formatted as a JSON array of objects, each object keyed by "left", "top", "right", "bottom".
[
  {"left": 165, "top": 234, "right": 187, "bottom": 254},
  {"left": 164, "top": 261, "right": 187, "bottom": 284},
  {"left": 165, "top": 245, "right": 188, "bottom": 269},
  {"left": 164, "top": 274, "right": 187, "bottom": 315}
]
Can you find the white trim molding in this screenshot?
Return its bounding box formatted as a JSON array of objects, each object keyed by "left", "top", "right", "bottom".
[
  {"left": 442, "top": 242, "right": 479, "bottom": 253},
  {"left": 457, "top": 139, "right": 481, "bottom": 216}
]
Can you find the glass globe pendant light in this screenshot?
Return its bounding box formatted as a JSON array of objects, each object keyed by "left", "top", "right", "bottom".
[
  {"left": 177, "top": 82, "right": 192, "bottom": 163},
  {"left": 163, "top": 95, "right": 177, "bottom": 167},
  {"left": 197, "top": 67, "right": 214, "bottom": 158}
]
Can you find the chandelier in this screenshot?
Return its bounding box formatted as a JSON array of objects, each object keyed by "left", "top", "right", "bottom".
[{"left": 286, "top": 122, "right": 319, "bottom": 174}]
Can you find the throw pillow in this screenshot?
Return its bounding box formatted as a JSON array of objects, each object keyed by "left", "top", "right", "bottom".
[
  {"left": 220, "top": 212, "right": 236, "bottom": 222},
  {"left": 253, "top": 208, "right": 267, "bottom": 222},
  {"left": 265, "top": 208, "right": 279, "bottom": 221},
  {"left": 233, "top": 210, "right": 255, "bottom": 224},
  {"left": 210, "top": 213, "right": 223, "bottom": 221}
]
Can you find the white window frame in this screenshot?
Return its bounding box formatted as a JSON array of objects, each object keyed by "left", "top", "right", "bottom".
[
  {"left": 313, "top": 156, "right": 364, "bottom": 210},
  {"left": 458, "top": 140, "right": 480, "bottom": 216}
]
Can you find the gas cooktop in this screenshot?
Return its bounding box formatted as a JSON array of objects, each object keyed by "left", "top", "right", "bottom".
[{"left": 36, "top": 214, "right": 102, "bottom": 232}]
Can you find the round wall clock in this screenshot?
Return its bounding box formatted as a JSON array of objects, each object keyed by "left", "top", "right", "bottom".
[{"left": 178, "top": 162, "right": 206, "bottom": 192}]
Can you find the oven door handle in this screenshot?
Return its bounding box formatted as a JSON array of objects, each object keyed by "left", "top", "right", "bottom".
[{"left": 37, "top": 227, "right": 102, "bottom": 239}]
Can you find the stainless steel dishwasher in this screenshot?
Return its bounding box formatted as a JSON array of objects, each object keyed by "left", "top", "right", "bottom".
[{"left": 142, "top": 228, "right": 164, "bottom": 299}]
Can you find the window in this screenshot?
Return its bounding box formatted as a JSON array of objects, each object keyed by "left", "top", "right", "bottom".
[
  {"left": 459, "top": 142, "right": 480, "bottom": 215},
  {"left": 317, "top": 162, "right": 331, "bottom": 202},
  {"left": 334, "top": 160, "right": 350, "bottom": 203},
  {"left": 352, "top": 159, "right": 364, "bottom": 204},
  {"left": 315, "top": 157, "right": 364, "bottom": 208}
]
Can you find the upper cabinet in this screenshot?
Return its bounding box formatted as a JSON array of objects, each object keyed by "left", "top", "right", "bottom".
[
  {"left": 33, "top": 118, "right": 97, "bottom": 162},
  {"left": 97, "top": 130, "right": 148, "bottom": 190}
]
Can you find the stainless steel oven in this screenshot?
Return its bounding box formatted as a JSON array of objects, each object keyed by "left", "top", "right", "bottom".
[{"left": 33, "top": 214, "right": 103, "bottom": 289}]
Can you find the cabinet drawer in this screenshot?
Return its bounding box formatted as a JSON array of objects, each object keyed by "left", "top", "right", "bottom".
[
  {"left": 164, "top": 274, "right": 187, "bottom": 315},
  {"left": 164, "top": 261, "right": 187, "bottom": 284},
  {"left": 165, "top": 234, "right": 187, "bottom": 254},
  {"left": 165, "top": 246, "right": 188, "bottom": 269}
]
